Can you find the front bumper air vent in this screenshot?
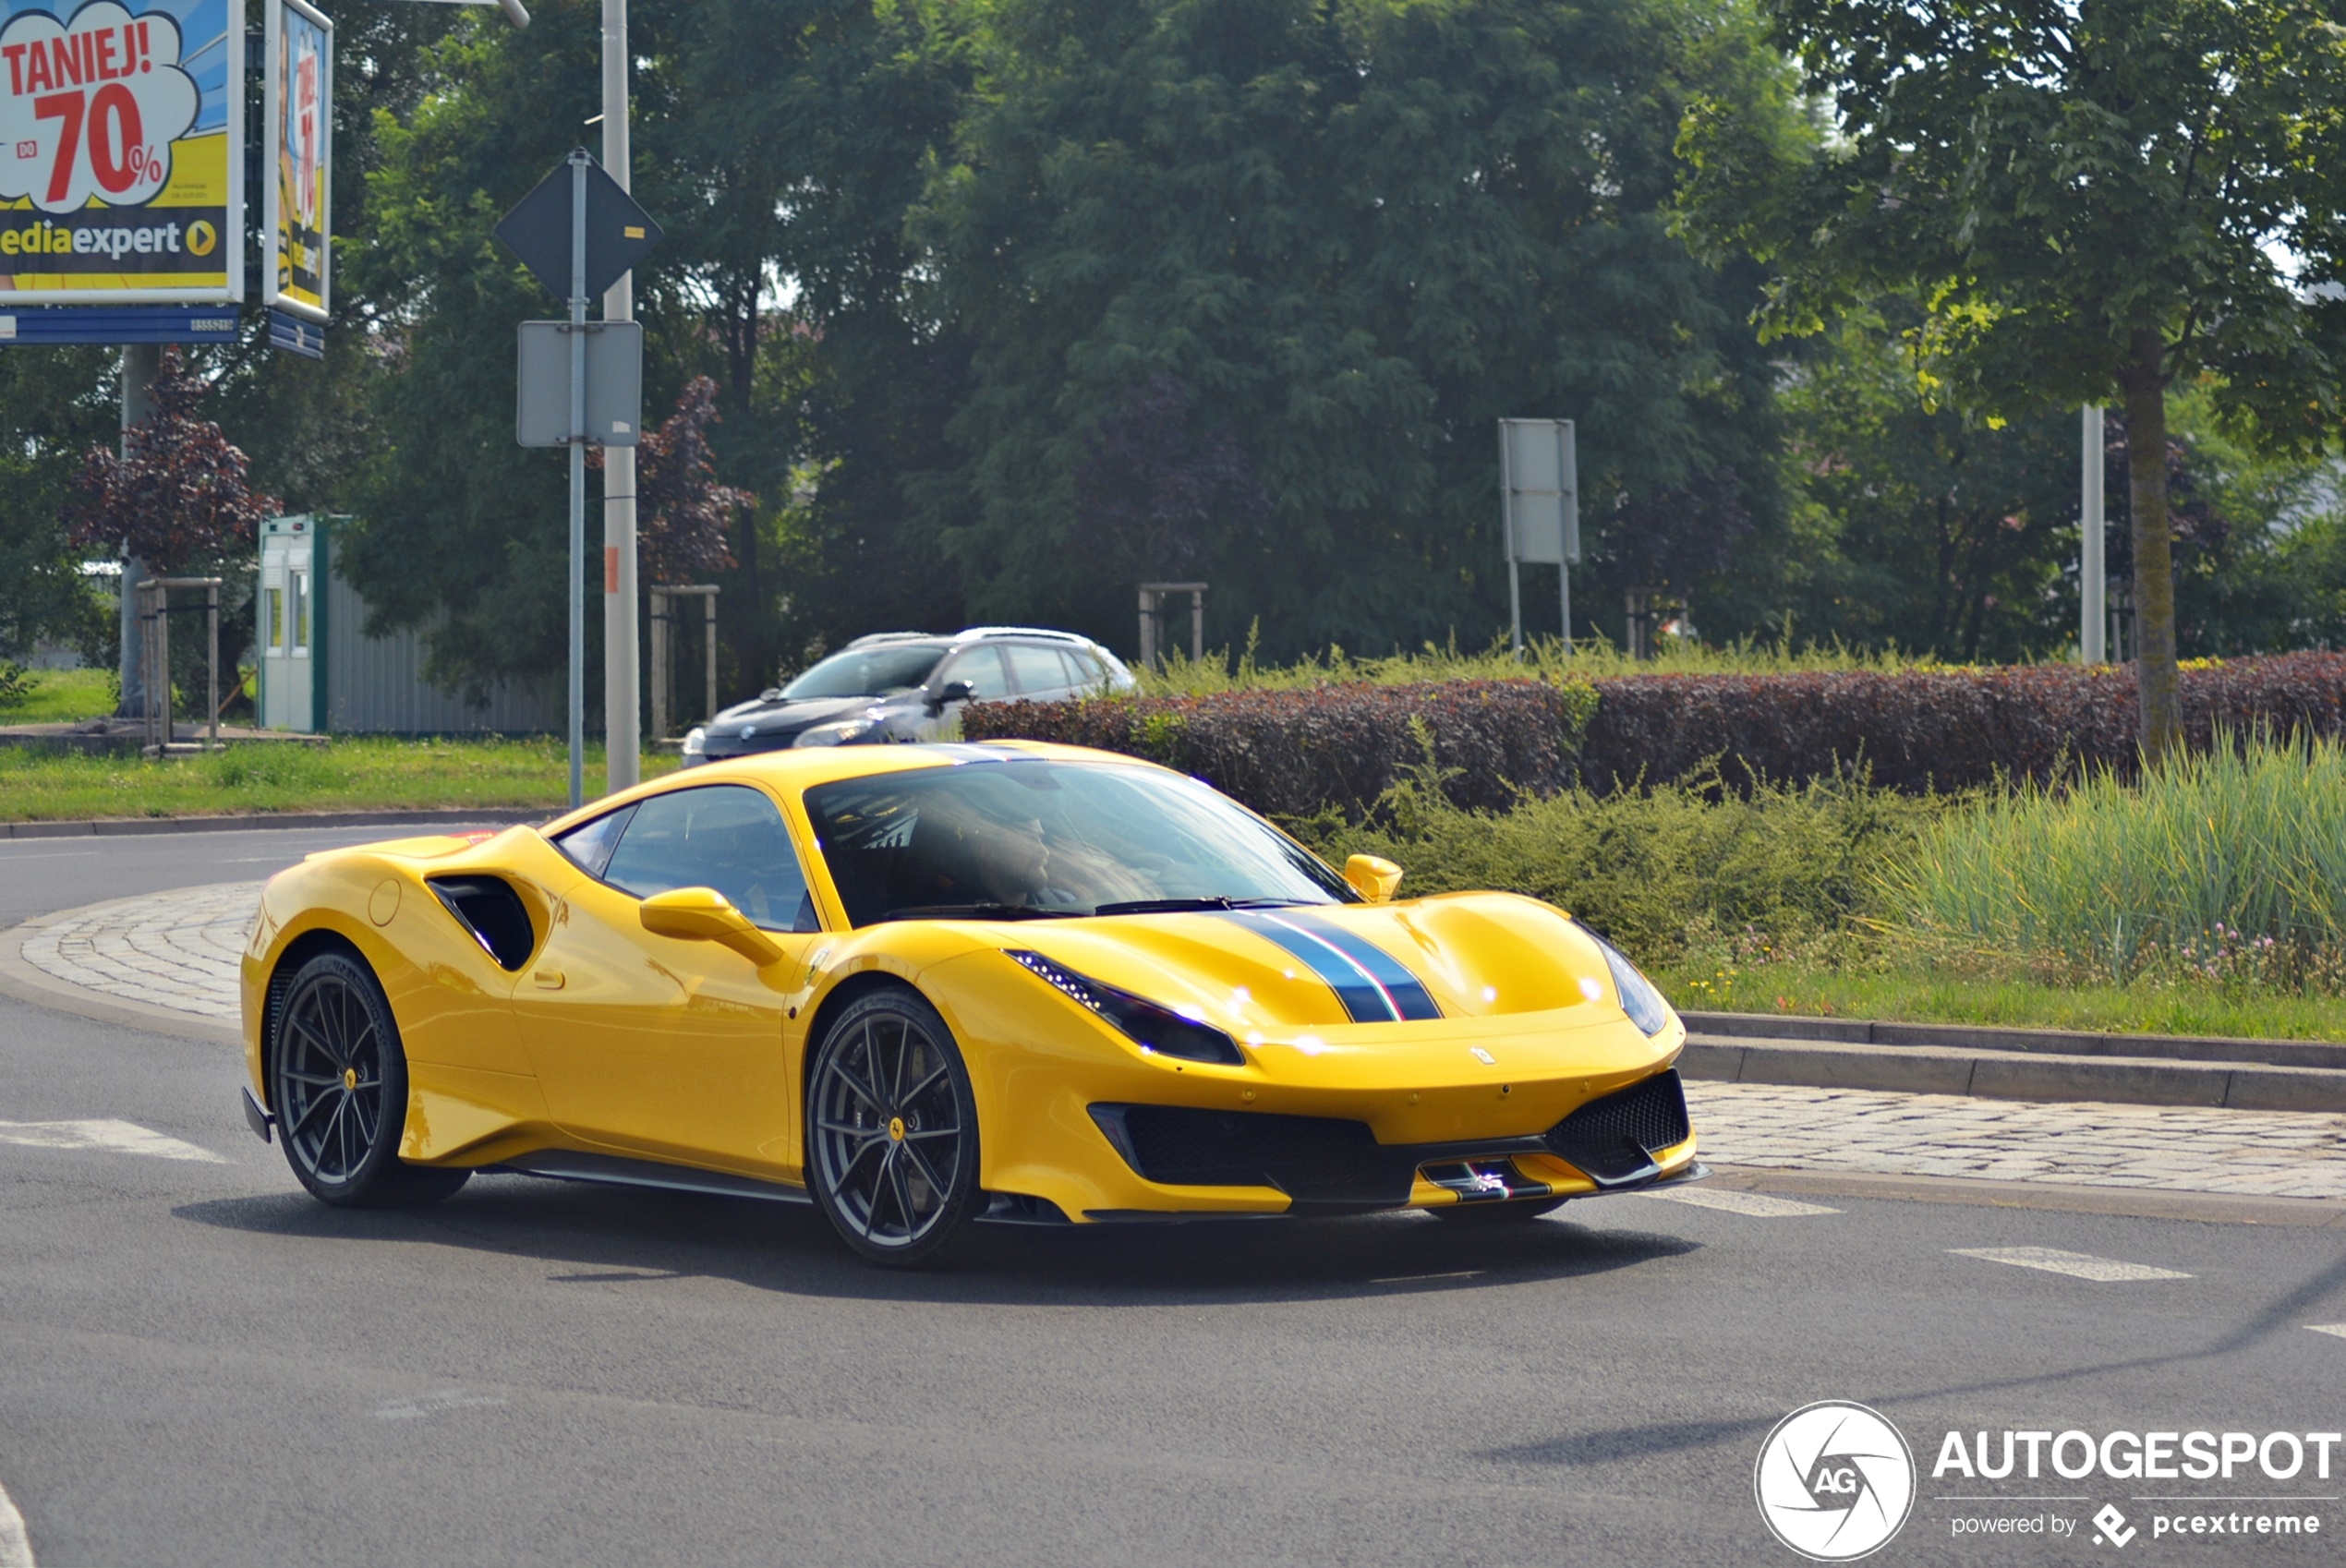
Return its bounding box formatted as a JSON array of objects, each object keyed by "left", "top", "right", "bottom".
[{"left": 1542, "top": 1069, "right": 1690, "bottom": 1187}]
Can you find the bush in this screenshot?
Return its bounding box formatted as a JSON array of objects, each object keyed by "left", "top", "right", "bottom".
[
  {"left": 1880, "top": 731, "right": 2346, "bottom": 989},
  {"left": 966, "top": 653, "right": 2346, "bottom": 814},
  {"left": 970, "top": 677, "right": 1599, "bottom": 819},
  {"left": 1295, "top": 766, "right": 1941, "bottom": 969},
  {"left": 1576, "top": 654, "right": 2346, "bottom": 793}
]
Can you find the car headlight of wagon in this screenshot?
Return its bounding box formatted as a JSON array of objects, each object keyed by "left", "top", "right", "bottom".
[
  {"left": 681, "top": 726, "right": 706, "bottom": 757},
  {"left": 1006, "top": 949, "right": 1245, "bottom": 1066},
  {"left": 794, "top": 717, "right": 882, "bottom": 747},
  {"left": 1588, "top": 931, "right": 1675, "bottom": 1037}
]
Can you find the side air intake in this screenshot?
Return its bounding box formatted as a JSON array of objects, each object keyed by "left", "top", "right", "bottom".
[{"left": 427, "top": 876, "right": 538, "bottom": 971}]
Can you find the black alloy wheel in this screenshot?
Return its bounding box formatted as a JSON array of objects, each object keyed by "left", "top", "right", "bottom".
[
  {"left": 271, "top": 950, "right": 468, "bottom": 1207},
  {"left": 806, "top": 986, "right": 980, "bottom": 1266}
]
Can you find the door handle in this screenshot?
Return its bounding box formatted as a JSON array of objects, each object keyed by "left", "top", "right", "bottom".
[{"left": 533, "top": 969, "right": 566, "bottom": 990}]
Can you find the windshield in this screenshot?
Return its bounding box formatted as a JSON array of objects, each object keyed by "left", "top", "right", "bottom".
[
  {"left": 803, "top": 761, "right": 1353, "bottom": 924},
  {"left": 781, "top": 643, "right": 949, "bottom": 700}
]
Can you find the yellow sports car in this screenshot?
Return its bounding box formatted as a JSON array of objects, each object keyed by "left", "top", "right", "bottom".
[{"left": 238, "top": 742, "right": 1701, "bottom": 1265}]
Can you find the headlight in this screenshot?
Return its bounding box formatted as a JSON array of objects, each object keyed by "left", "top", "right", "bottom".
[
  {"left": 681, "top": 726, "right": 706, "bottom": 756},
  {"left": 1590, "top": 932, "right": 1675, "bottom": 1037},
  {"left": 793, "top": 718, "right": 880, "bottom": 748},
  {"left": 1005, "top": 949, "right": 1244, "bottom": 1065}
]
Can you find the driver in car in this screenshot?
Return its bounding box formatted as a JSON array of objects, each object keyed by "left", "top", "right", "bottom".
[{"left": 916, "top": 783, "right": 1153, "bottom": 911}]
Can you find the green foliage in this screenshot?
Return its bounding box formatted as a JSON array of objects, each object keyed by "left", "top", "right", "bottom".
[
  {"left": 1680, "top": 0, "right": 2346, "bottom": 754},
  {"left": 1131, "top": 628, "right": 1954, "bottom": 697},
  {"left": 0, "top": 345, "right": 119, "bottom": 663},
  {"left": 1880, "top": 732, "right": 2346, "bottom": 989},
  {"left": 0, "top": 735, "right": 680, "bottom": 821},
  {"left": 921, "top": 0, "right": 1802, "bottom": 658},
  {"left": 1299, "top": 768, "right": 1943, "bottom": 966},
  {"left": 0, "top": 668, "right": 112, "bottom": 724}
]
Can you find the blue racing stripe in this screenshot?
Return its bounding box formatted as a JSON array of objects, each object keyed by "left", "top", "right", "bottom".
[
  {"left": 1276, "top": 911, "right": 1445, "bottom": 1021},
  {"left": 1224, "top": 911, "right": 1396, "bottom": 1021}
]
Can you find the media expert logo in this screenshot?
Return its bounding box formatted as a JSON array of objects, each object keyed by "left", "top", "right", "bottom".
[{"left": 1756, "top": 1402, "right": 1917, "bottom": 1562}]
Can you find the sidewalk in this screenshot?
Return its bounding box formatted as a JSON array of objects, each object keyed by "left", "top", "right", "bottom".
[{"left": 6, "top": 882, "right": 2344, "bottom": 1208}]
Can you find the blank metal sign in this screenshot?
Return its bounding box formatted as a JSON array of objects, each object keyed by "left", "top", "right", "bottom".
[{"left": 515, "top": 320, "right": 643, "bottom": 448}]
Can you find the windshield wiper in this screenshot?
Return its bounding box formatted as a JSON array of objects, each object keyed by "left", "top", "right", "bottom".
[
  {"left": 1090, "top": 897, "right": 1309, "bottom": 916},
  {"left": 877, "top": 902, "right": 1078, "bottom": 922}
]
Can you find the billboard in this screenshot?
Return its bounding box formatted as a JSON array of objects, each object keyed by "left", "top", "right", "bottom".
[
  {"left": 0, "top": 0, "right": 244, "bottom": 304},
  {"left": 261, "top": 0, "right": 325, "bottom": 321}
]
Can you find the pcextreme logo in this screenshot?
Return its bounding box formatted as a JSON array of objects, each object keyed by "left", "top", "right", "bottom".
[{"left": 1756, "top": 1401, "right": 1917, "bottom": 1561}]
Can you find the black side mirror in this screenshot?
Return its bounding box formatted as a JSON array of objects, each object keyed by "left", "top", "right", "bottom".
[{"left": 928, "top": 678, "right": 976, "bottom": 713}]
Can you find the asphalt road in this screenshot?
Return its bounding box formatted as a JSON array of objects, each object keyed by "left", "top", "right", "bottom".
[{"left": 2, "top": 829, "right": 2342, "bottom": 1566}]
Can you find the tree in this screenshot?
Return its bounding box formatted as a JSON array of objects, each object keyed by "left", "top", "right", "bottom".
[
  {"left": 1681, "top": 0, "right": 2346, "bottom": 757},
  {"left": 0, "top": 345, "right": 116, "bottom": 663},
  {"left": 64, "top": 349, "right": 279, "bottom": 576},
  {"left": 592, "top": 377, "right": 754, "bottom": 585},
  {"left": 920, "top": 0, "right": 1801, "bottom": 657}
]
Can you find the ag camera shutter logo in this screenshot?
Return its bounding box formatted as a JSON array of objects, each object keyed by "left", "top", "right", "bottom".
[{"left": 1755, "top": 1401, "right": 1917, "bottom": 1561}]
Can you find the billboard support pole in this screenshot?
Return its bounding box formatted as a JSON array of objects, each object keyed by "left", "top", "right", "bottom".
[
  {"left": 600, "top": 0, "right": 639, "bottom": 794},
  {"left": 115, "top": 344, "right": 159, "bottom": 719}
]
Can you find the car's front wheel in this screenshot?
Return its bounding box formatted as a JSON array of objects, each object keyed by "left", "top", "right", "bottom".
[
  {"left": 805, "top": 985, "right": 981, "bottom": 1267},
  {"left": 272, "top": 949, "right": 469, "bottom": 1208}
]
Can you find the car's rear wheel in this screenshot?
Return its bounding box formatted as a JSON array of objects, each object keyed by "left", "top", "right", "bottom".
[
  {"left": 272, "top": 950, "right": 469, "bottom": 1208},
  {"left": 806, "top": 986, "right": 980, "bottom": 1267},
  {"left": 1430, "top": 1195, "right": 1569, "bottom": 1224}
]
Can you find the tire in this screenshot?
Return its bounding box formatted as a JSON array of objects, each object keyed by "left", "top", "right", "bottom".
[
  {"left": 271, "top": 949, "right": 470, "bottom": 1208},
  {"left": 1430, "top": 1195, "right": 1570, "bottom": 1224},
  {"left": 805, "top": 985, "right": 981, "bottom": 1267}
]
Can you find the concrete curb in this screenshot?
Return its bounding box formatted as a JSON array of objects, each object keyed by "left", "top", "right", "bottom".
[
  {"left": 0, "top": 807, "right": 550, "bottom": 840},
  {"left": 1682, "top": 1035, "right": 2346, "bottom": 1114},
  {"left": 0, "top": 912, "right": 241, "bottom": 1046},
  {"left": 1684, "top": 1008, "right": 2346, "bottom": 1070}
]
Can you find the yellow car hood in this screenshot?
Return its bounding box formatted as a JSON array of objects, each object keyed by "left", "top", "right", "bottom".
[{"left": 998, "top": 891, "right": 1626, "bottom": 1035}]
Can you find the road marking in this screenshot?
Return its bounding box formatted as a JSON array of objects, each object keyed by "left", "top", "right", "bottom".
[
  {"left": 2309, "top": 1323, "right": 2346, "bottom": 1342},
  {"left": 1950, "top": 1247, "right": 2192, "bottom": 1282},
  {"left": 0, "top": 1477, "right": 32, "bottom": 1568},
  {"left": 1636, "top": 1188, "right": 1840, "bottom": 1218},
  {"left": 0, "top": 1119, "right": 225, "bottom": 1164},
  {"left": 1371, "top": 1270, "right": 1483, "bottom": 1285},
  {"left": 374, "top": 1389, "right": 508, "bottom": 1420}
]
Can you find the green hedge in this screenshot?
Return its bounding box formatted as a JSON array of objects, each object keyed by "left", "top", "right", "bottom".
[{"left": 964, "top": 653, "right": 2346, "bottom": 814}]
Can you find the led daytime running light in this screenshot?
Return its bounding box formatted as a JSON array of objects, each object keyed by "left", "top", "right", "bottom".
[{"left": 1006, "top": 949, "right": 1244, "bottom": 1066}]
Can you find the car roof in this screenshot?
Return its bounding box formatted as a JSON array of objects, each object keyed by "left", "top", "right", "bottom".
[{"left": 538, "top": 741, "right": 1175, "bottom": 836}]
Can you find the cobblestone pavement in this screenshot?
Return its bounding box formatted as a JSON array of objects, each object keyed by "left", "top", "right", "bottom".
[
  {"left": 15, "top": 882, "right": 2346, "bottom": 1200},
  {"left": 19, "top": 881, "right": 259, "bottom": 1022},
  {"left": 1687, "top": 1081, "right": 2346, "bottom": 1201}
]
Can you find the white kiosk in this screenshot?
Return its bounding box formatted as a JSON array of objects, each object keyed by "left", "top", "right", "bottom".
[{"left": 256, "top": 514, "right": 560, "bottom": 735}]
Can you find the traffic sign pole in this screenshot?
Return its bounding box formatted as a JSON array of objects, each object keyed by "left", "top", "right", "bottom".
[{"left": 567, "top": 149, "right": 588, "bottom": 811}]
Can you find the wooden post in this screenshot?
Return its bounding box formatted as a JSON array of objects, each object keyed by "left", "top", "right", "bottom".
[
  {"left": 648, "top": 587, "right": 669, "bottom": 743},
  {"left": 704, "top": 592, "right": 717, "bottom": 726},
  {"left": 205, "top": 580, "right": 219, "bottom": 750}
]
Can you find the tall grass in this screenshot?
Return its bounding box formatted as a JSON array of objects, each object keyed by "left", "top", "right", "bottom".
[
  {"left": 1880, "top": 733, "right": 2346, "bottom": 986},
  {"left": 1131, "top": 626, "right": 1961, "bottom": 697},
  {"left": 1298, "top": 766, "right": 1944, "bottom": 966}
]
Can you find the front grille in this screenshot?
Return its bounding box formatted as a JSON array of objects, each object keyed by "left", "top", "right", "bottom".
[
  {"left": 1542, "top": 1070, "right": 1690, "bottom": 1184},
  {"left": 1093, "top": 1104, "right": 1415, "bottom": 1207}
]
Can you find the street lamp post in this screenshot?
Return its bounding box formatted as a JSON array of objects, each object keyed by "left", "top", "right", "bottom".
[{"left": 600, "top": 0, "right": 640, "bottom": 794}]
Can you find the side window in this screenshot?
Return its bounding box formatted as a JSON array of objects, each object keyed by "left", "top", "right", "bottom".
[
  {"left": 551, "top": 802, "right": 635, "bottom": 877},
  {"left": 936, "top": 645, "right": 1007, "bottom": 701},
  {"left": 1001, "top": 644, "right": 1070, "bottom": 697},
  {"left": 600, "top": 786, "right": 818, "bottom": 932},
  {"left": 1058, "top": 648, "right": 1106, "bottom": 691}
]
